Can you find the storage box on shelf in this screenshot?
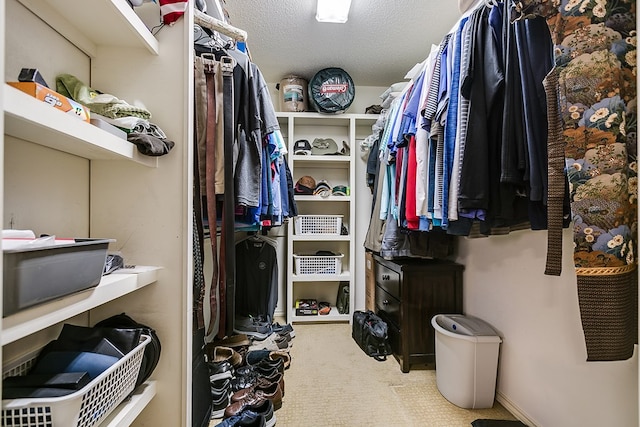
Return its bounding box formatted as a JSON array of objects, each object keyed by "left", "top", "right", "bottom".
[
  {"left": 294, "top": 214, "right": 343, "bottom": 235},
  {"left": 293, "top": 252, "right": 344, "bottom": 275},
  {"left": 1, "top": 335, "right": 150, "bottom": 427},
  {"left": 3, "top": 238, "right": 111, "bottom": 317}
]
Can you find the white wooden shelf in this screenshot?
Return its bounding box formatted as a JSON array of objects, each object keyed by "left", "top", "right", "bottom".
[
  {"left": 294, "top": 195, "right": 351, "bottom": 202},
  {"left": 276, "top": 112, "right": 380, "bottom": 127},
  {"left": 17, "top": 0, "right": 159, "bottom": 57},
  {"left": 292, "top": 235, "right": 350, "bottom": 242},
  {"left": 291, "top": 155, "right": 350, "bottom": 163},
  {"left": 100, "top": 380, "right": 157, "bottom": 427},
  {"left": 1, "top": 266, "right": 160, "bottom": 345},
  {"left": 290, "top": 307, "right": 349, "bottom": 323},
  {"left": 4, "top": 85, "right": 157, "bottom": 167},
  {"left": 291, "top": 272, "right": 351, "bottom": 282}
]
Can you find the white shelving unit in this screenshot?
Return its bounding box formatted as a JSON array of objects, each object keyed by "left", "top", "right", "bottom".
[
  {"left": 279, "top": 112, "right": 378, "bottom": 323},
  {"left": 2, "top": 0, "right": 192, "bottom": 425}
]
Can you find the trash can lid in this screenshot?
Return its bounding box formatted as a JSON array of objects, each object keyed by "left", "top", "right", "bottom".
[{"left": 434, "top": 314, "right": 498, "bottom": 336}]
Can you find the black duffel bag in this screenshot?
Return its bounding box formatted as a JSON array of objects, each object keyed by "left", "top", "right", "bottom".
[{"left": 352, "top": 310, "right": 392, "bottom": 361}]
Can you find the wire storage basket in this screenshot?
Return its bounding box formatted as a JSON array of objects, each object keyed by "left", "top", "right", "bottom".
[
  {"left": 1, "top": 335, "right": 150, "bottom": 427},
  {"left": 294, "top": 253, "right": 344, "bottom": 275},
  {"left": 294, "top": 215, "right": 343, "bottom": 235}
]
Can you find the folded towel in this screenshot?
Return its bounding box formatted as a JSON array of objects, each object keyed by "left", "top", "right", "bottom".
[{"left": 56, "top": 73, "right": 151, "bottom": 120}]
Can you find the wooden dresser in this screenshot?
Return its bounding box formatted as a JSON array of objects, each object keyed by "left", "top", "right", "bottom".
[{"left": 373, "top": 254, "right": 464, "bottom": 372}]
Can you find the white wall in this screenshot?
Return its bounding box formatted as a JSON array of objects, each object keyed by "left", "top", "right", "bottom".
[{"left": 457, "top": 230, "right": 638, "bottom": 427}]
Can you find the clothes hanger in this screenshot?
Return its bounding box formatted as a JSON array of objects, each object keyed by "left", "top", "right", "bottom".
[{"left": 194, "top": 23, "right": 234, "bottom": 55}]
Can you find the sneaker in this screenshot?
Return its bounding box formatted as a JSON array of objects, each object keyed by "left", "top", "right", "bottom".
[
  {"left": 248, "top": 333, "right": 289, "bottom": 352},
  {"left": 269, "top": 351, "right": 291, "bottom": 370},
  {"left": 271, "top": 322, "right": 295, "bottom": 338},
  {"left": 236, "top": 411, "right": 266, "bottom": 427},
  {"left": 211, "top": 378, "right": 231, "bottom": 393},
  {"left": 254, "top": 358, "right": 284, "bottom": 374},
  {"left": 236, "top": 362, "right": 282, "bottom": 380},
  {"left": 213, "top": 333, "right": 251, "bottom": 349},
  {"left": 209, "top": 360, "right": 234, "bottom": 382},
  {"left": 245, "top": 349, "right": 271, "bottom": 366},
  {"left": 234, "top": 316, "right": 273, "bottom": 340},
  {"left": 214, "top": 410, "right": 260, "bottom": 427},
  {"left": 242, "top": 400, "right": 276, "bottom": 427},
  {"left": 211, "top": 379, "right": 231, "bottom": 419},
  {"left": 230, "top": 368, "right": 260, "bottom": 393}
]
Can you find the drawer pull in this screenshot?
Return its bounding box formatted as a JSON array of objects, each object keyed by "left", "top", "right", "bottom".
[
  {"left": 382, "top": 274, "right": 390, "bottom": 281},
  {"left": 382, "top": 299, "right": 390, "bottom": 305}
]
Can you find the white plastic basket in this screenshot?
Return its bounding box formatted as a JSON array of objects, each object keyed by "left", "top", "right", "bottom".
[
  {"left": 294, "top": 215, "right": 343, "bottom": 235},
  {"left": 1, "top": 335, "right": 150, "bottom": 427},
  {"left": 293, "top": 253, "right": 344, "bottom": 275}
]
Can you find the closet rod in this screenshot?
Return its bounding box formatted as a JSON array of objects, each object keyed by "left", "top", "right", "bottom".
[{"left": 194, "top": 9, "right": 248, "bottom": 42}]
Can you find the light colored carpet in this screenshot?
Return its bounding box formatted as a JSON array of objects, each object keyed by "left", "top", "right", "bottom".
[{"left": 211, "top": 322, "right": 516, "bottom": 426}]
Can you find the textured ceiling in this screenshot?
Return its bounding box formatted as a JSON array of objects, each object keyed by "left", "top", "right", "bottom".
[{"left": 222, "top": 0, "right": 463, "bottom": 87}]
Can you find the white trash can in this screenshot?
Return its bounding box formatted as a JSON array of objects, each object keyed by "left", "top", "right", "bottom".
[{"left": 431, "top": 314, "right": 502, "bottom": 409}]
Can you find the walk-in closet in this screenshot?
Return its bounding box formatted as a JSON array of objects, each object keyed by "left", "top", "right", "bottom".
[{"left": 0, "top": 1, "right": 637, "bottom": 426}]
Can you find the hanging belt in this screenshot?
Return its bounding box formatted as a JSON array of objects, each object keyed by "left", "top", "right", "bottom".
[
  {"left": 220, "top": 56, "right": 236, "bottom": 338},
  {"left": 203, "top": 56, "right": 220, "bottom": 336},
  {"left": 543, "top": 68, "right": 564, "bottom": 276},
  {"left": 193, "top": 61, "right": 205, "bottom": 330}
]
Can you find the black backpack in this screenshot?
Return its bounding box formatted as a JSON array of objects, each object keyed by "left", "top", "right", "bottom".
[{"left": 95, "top": 313, "right": 161, "bottom": 387}]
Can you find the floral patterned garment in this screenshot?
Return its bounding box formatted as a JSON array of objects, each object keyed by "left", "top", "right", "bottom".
[{"left": 518, "top": 0, "right": 637, "bottom": 360}]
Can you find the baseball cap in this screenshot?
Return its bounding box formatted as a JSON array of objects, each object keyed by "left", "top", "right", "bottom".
[
  {"left": 295, "top": 175, "right": 316, "bottom": 194},
  {"left": 293, "top": 139, "right": 312, "bottom": 155},
  {"left": 311, "top": 138, "right": 340, "bottom": 155},
  {"left": 313, "top": 180, "right": 331, "bottom": 197},
  {"left": 332, "top": 185, "right": 349, "bottom": 196}
]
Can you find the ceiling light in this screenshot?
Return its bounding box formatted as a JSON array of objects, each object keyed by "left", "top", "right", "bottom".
[{"left": 316, "top": 0, "right": 352, "bottom": 23}]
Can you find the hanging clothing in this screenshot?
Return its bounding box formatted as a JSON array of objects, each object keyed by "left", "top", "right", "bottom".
[
  {"left": 234, "top": 237, "right": 279, "bottom": 323},
  {"left": 518, "top": 0, "right": 638, "bottom": 361}
]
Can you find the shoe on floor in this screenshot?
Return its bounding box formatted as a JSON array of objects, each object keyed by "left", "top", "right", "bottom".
[
  {"left": 230, "top": 368, "right": 260, "bottom": 393},
  {"left": 245, "top": 349, "right": 271, "bottom": 366},
  {"left": 209, "top": 360, "right": 234, "bottom": 382},
  {"left": 234, "top": 316, "right": 273, "bottom": 340},
  {"left": 214, "top": 333, "right": 252, "bottom": 348},
  {"left": 235, "top": 363, "right": 282, "bottom": 385},
  {"left": 242, "top": 400, "right": 276, "bottom": 427},
  {"left": 208, "top": 345, "right": 243, "bottom": 368},
  {"left": 248, "top": 333, "right": 289, "bottom": 352},
  {"left": 210, "top": 380, "right": 231, "bottom": 419},
  {"left": 224, "top": 382, "right": 283, "bottom": 418},
  {"left": 231, "top": 374, "right": 284, "bottom": 402},
  {"left": 214, "top": 410, "right": 263, "bottom": 427},
  {"left": 269, "top": 351, "right": 291, "bottom": 370},
  {"left": 235, "top": 411, "right": 266, "bottom": 427},
  {"left": 271, "top": 322, "right": 295, "bottom": 338}
]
